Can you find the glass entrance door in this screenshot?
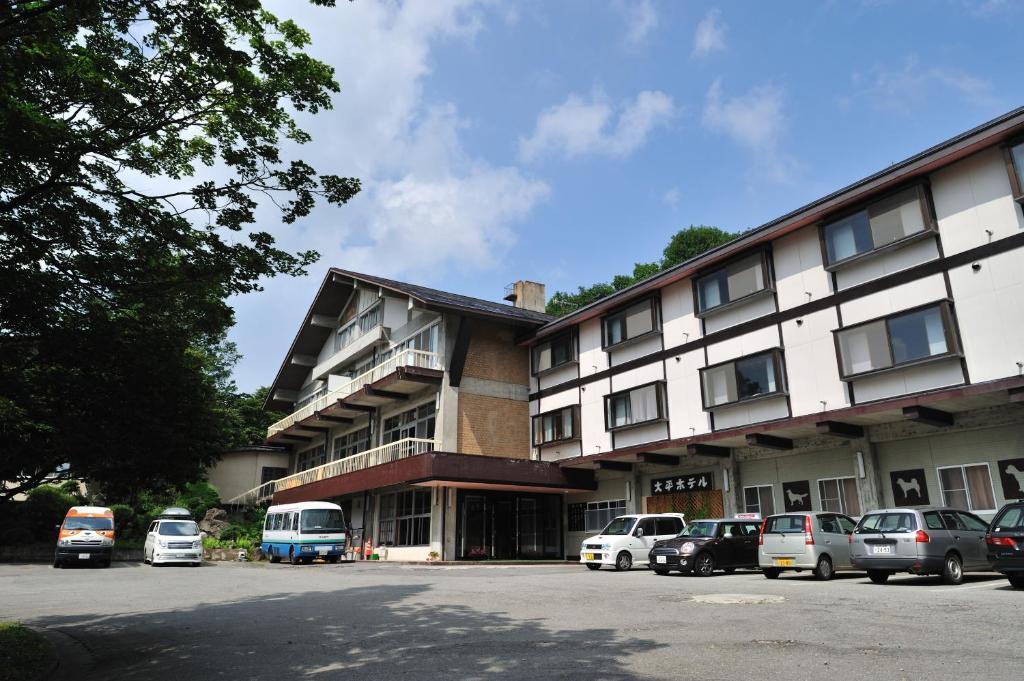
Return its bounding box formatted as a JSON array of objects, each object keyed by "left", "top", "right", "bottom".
[{"left": 456, "top": 490, "right": 562, "bottom": 560}]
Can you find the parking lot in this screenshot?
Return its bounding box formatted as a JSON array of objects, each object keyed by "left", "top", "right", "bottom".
[{"left": 2, "top": 561, "right": 1021, "bottom": 680}]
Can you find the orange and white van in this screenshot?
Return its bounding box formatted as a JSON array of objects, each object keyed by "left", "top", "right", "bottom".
[{"left": 54, "top": 506, "right": 115, "bottom": 568}]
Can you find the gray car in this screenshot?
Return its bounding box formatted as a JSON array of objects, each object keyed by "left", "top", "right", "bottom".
[
  {"left": 849, "top": 507, "right": 990, "bottom": 585},
  {"left": 759, "top": 512, "right": 857, "bottom": 580}
]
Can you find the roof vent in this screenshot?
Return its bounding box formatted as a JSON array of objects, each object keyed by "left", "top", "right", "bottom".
[{"left": 504, "top": 280, "right": 546, "bottom": 313}]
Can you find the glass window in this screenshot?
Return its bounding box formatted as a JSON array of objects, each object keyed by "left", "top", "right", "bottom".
[
  {"left": 603, "top": 299, "right": 658, "bottom": 348},
  {"left": 638, "top": 518, "right": 658, "bottom": 536},
  {"left": 333, "top": 427, "right": 371, "bottom": 460},
  {"left": 696, "top": 253, "right": 768, "bottom": 313},
  {"left": 701, "top": 351, "right": 784, "bottom": 409},
  {"left": 532, "top": 332, "right": 576, "bottom": 374},
  {"left": 300, "top": 509, "right": 345, "bottom": 534},
  {"left": 923, "top": 511, "right": 944, "bottom": 530},
  {"left": 939, "top": 464, "right": 995, "bottom": 512},
  {"left": 382, "top": 402, "right": 436, "bottom": 444},
  {"left": 993, "top": 507, "right": 1024, "bottom": 532},
  {"left": 743, "top": 485, "right": 775, "bottom": 516},
  {"left": 567, "top": 503, "right": 586, "bottom": 533},
  {"left": 836, "top": 303, "right": 956, "bottom": 379},
  {"left": 956, "top": 512, "right": 989, "bottom": 533},
  {"left": 1009, "top": 142, "right": 1024, "bottom": 197},
  {"left": 823, "top": 187, "right": 928, "bottom": 265},
  {"left": 764, "top": 516, "right": 805, "bottom": 533},
  {"left": 63, "top": 516, "right": 114, "bottom": 531},
  {"left": 655, "top": 517, "right": 683, "bottom": 535},
  {"left": 585, "top": 500, "right": 627, "bottom": 533},
  {"left": 158, "top": 521, "right": 199, "bottom": 536},
  {"left": 817, "top": 477, "right": 860, "bottom": 516},
  {"left": 856, "top": 513, "right": 916, "bottom": 533},
  {"left": 836, "top": 516, "right": 856, "bottom": 533},
  {"left": 605, "top": 383, "right": 665, "bottom": 430},
  {"left": 377, "top": 490, "right": 430, "bottom": 547},
  {"left": 533, "top": 406, "right": 578, "bottom": 446},
  {"left": 682, "top": 521, "right": 719, "bottom": 538}
]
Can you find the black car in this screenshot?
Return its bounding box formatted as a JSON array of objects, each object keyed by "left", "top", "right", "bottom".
[
  {"left": 649, "top": 518, "right": 762, "bottom": 576},
  {"left": 986, "top": 501, "right": 1024, "bottom": 588}
]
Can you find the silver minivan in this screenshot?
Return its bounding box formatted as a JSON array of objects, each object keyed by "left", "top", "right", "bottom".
[
  {"left": 850, "top": 507, "right": 990, "bottom": 585},
  {"left": 759, "top": 512, "right": 857, "bottom": 580}
]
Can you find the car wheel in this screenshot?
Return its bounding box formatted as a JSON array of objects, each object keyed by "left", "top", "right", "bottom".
[
  {"left": 269, "top": 547, "right": 281, "bottom": 564},
  {"left": 614, "top": 552, "right": 632, "bottom": 571},
  {"left": 1008, "top": 575, "right": 1024, "bottom": 588},
  {"left": 941, "top": 553, "right": 963, "bottom": 586},
  {"left": 762, "top": 568, "right": 781, "bottom": 580},
  {"left": 585, "top": 564, "right": 601, "bottom": 571},
  {"left": 814, "top": 556, "right": 834, "bottom": 581},
  {"left": 694, "top": 552, "right": 715, "bottom": 577},
  {"left": 289, "top": 547, "right": 300, "bottom": 566},
  {"left": 867, "top": 570, "right": 890, "bottom": 584},
  {"left": 328, "top": 555, "right": 340, "bottom": 564},
  {"left": 652, "top": 569, "right": 671, "bottom": 576},
  {"left": 52, "top": 557, "right": 61, "bottom": 569},
  {"left": 102, "top": 559, "right": 111, "bottom": 568}
]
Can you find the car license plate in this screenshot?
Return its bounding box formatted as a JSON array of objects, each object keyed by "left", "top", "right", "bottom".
[
  {"left": 656, "top": 555, "right": 667, "bottom": 564},
  {"left": 773, "top": 558, "right": 794, "bottom": 567},
  {"left": 317, "top": 546, "right": 329, "bottom": 555},
  {"left": 584, "top": 553, "right": 596, "bottom": 560},
  {"left": 78, "top": 553, "right": 90, "bottom": 560},
  {"left": 873, "top": 545, "right": 893, "bottom": 554}
]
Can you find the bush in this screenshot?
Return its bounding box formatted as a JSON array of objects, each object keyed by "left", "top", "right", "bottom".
[
  {"left": 109, "top": 504, "right": 141, "bottom": 540},
  {"left": 21, "top": 486, "right": 79, "bottom": 542},
  {"left": 174, "top": 481, "right": 220, "bottom": 522}
]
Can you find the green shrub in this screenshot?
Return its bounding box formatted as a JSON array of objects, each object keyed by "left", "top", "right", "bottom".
[
  {"left": 21, "top": 485, "right": 79, "bottom": 542},
  {"left": 174, "top": 481, "right": 220, "bottom": 522},
  {"left": 109, "top": 504, "right": 142, "bottom": 540}
]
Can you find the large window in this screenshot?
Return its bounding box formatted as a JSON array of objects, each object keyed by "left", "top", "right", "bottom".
[
  {"left": 260, "top": 466, "right": 287, "bottom": 485},
  {"left": 377, "top": 489, "right": 431, "bottom": 547},
  {"left": 700, "top": 349, "right": 785, "bottom": 409},
  {"left": 695, "top": 252, "right": 771, "bottom": 315},
  {"left": 335, "top": 300, "right": 384, "bottom": 351},
  {"left": 743, "top": 485, "right": 776, "bottom": 516},
  {"left": 602, "top": 298, "right": 660, "bottom": 349},
  {"left": 604, "top": 382, "right": 666, "bottom": 430},
  {"left": 817, "top": 477, "right": 861, "bottom": 516},
  {"left": 382, "top": 402, "right": 436, "bottom": 444},
  {"left": 835, "top": 302, "right": 959, "bottom": 379},
  {"left": 532, "top": 331, "right": 577, "bottom": 375},
  {"left": 333, "top": 427, "right": 370, "bottom": 460},
  {"left": 295, "top": 444, "right": 327, "bottom": 472},
  {"left": 584, "top": 500, "right": 627, "bottom": 533},
  {"left": 532, "top": 406, "right": 579, "bottom": 446},
  {"left": 938, "top": 464, "right": 996, "bottom": 512},
  {"left": 1005, "top": 140, "right": 1024, "bottom": 203},
  {"left": 822, "top": 185, "right": 933, "bottom": 267}
]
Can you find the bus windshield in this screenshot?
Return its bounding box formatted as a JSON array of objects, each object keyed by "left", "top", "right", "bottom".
[
  {"left": 300, "top": 509, "right": 345, "bottom": 534},
  {"left": 64, "top": 517, "right": 114, "bottom": 531}
]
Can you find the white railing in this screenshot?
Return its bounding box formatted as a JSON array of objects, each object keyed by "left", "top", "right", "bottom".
[
  {"left": 267, "top": 349, "right": 441, "bottom": 438},
  {"left": 226, "top": 437, "right": 436, "bottom": 507}
]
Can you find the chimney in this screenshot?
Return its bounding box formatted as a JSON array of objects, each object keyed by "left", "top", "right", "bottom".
[{"left": 504, "top": 280, "right": 546, "bottom": 313}]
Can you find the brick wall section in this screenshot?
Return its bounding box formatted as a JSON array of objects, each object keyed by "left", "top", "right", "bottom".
[
  {"left": 462, "top": 321, "right": 530, "bottom": 385},
  {"left": 457, "top": 393, "right": 531, "bottom": 459}
]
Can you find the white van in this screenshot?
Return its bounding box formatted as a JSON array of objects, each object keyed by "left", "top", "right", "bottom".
[
  {"left": 580, "top": 513, "right": 687, "bottom": 571},
  {"left": 144, "top": 508, "right": 203, "bottom": 567}
]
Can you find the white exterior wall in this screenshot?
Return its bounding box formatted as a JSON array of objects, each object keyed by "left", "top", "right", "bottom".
[
  {"left": 665, "top": 348, "right": 712, "bottom": 438},
  {"left": 703, "top": 294, "right": 777, "bottom": 334},
  {"left": 838, "top": 273, "right": 948, "bottom": 325},
  {"left": 781, "top": 308, "right": 849, "bottom": 416},
  {"left": 773, "top": 227, "right": 832, "bottom": 311},
  {"left": 835, "top": 237, "right": 940, "bottom": 290}
]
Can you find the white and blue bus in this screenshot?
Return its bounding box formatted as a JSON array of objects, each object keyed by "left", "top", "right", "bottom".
[{"left": 262, "top": 501, "right": 346, "bottom": 565}]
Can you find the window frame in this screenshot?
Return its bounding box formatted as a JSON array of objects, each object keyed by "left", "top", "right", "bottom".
[
  {"left": 603, "top": 381, "right": 668, "bottom": 432},
  {"left": 698, "top": 348, "right": 787, "bottom": 411},
  {"left": 600, "top": 296, "right": 662, "bottom": 351},
  {"left": 531, "top": 405, "right": 581, "bottom": 447},
  {"left": 583, "top": 499, "right": 628, "bottom": 533},
  {"left": 743, "top": 484, "right": 776, "bottom": 517},
  {"left": 936, "top": 463, "right": 998, "bottom": 513},
  {"left": 1001, "top": 137, "right": 1024, "bottom": 205},
  {"left": 818, "top": 182, "right": 938, "bottom": 271},
  {"left": 693, "top": 248, "right": 774, "bottom": 317},
  {"left": 832, "top": 300, "right": 961, "bottom": 381},
  {"left": 377, "top": 489, "right": 432, "bottom": 547},
  {"left": 531, "top": 329, "right": 578, "bottom": 376},
  {"left": 816, "top": 476, "right": 861, "bottom": 517}
]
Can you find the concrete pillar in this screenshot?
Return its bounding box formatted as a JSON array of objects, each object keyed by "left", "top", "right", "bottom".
[
  {"left": 725, "top": 452, "right": 742, "bottom": 517},
  {"left": 631, "top": 470, "right": 644, "bottom": 514},
  {"left": 851, "top": 438, "right": 884, "bottom": 514}
]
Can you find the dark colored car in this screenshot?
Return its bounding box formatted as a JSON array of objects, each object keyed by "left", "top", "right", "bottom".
[
  {"left": 649, "top": 518, "right": 762, "bottom": 576},
  {"left": 986, "top": 501, "right": 1024, "bottom": 588}
]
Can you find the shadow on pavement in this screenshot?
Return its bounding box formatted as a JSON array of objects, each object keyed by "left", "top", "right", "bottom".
[{"left": 35, "top": 583, "right": 664, "bottom": 680}]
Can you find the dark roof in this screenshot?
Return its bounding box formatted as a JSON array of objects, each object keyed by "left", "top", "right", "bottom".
[
  {"left": 225, "top": 445, "right": 289, "bottom": 454},
  {"left": 331, "top": 269, "right": 554, "bottom": 324},
  {"left": 526, "top": 106, "right": 1024, "bottom": 343}
]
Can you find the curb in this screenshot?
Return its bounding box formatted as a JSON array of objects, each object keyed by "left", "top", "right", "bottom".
[{"left": 33, "top": 627, "right": 94, "bottom": 681}]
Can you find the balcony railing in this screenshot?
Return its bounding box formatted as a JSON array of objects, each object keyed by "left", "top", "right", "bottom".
[
  {"left": 267, "top": 349, "right": 441, "bottom": 438},
  {"left": 226, "top": 437, "right": 436, "bottom": 507}
]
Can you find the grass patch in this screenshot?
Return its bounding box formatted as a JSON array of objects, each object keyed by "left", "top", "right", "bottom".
[{"left": 0, "top": 622, "right": 53, "bottom": 681}]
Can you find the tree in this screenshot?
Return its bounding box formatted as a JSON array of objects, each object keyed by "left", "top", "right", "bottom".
[
  {"left": 0, "top": 1, "right": 357, "bottom": 504},
  {"left": 222, "top": 386, "right": 286, "bottom": 451},
  {"left": 545, "top": 226, "right": 737, "bottom": 316}
]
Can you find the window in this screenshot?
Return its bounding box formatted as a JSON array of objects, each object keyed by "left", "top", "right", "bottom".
[
  {"left": 655, "top": 517, "right": 684, "bottom": 535},
  {"left": 993, "top": 506, "right": 1024, "bottom": 532},
  {"left": 836, "top": 302, "right": 959, "bottom": 379},
  {"left": 295, "top": 445, "right": 327, "bottom": 472},
  {"left": 923, "top": 511, "right": 944, "bottom": 530},
  {"left": 1004, "top": 140, "right": 1024, "bottom": 203},
  {"left": 938, "top": 464, "right": 996, "bottom": 512},
  {"left": 743, "top": 485, "right": 775, "bottom": 516},
  {"left": 602, "top": 298, "right": 659, "bottom": 349},
  {"left": 700, "top": 350, "right": 785, "bottom": 409},
  {"left": 333, "top": 427, "right": 371, "bottom": 460},
  {"left": 532, "top": 406, "right": 579, "bottom": 446},
  {"left": 856, "top": 513, "right": 916, "bottom": 533},
  {"left": 335, "top": 300, "right": 384, "bottom": 351},
  {"left": 584, "top": 500, "right": 627, "bottom": 533},
  {"left": 382, "top": 402, "right": 436, "bottom": 444},
  {"left": 817, "top": 477, "right": 860, "bottom": 516},
  {"left": 261, "top": 466, "right": 287, "bottom": 485},
  {"left": 695, "top": 252, "right": 770, "bottom": 315},
  {"left": 377, "top": 490, "right": 431, "bottom": 547},
  {"left": 604, "top": 383, "right": 666, "bottom": 430},
  {"left": 764, "top": 515, "right": 804, "bottom": 533},
  {"left": 637, "top": 518, "right": 657, "bottom": 536},
  {"left": 300, "top": 508, "right": 344, "bottom": 534},
  {"left": 532, "top": 331, "right": 577, "bottom": 374},
  {"left": 567, "top": 503, "right": 586, "bottom": 532},
  {"left": 822, "top": 185, "right": 933, "bottom": 267}
]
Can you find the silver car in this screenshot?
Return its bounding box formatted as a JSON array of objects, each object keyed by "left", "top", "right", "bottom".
[
  {"left": 849, "top": 507, "right": 990, "bottom": 585},
  {"left": 759, "top": 512, "right": 857, "bottom": 580}
]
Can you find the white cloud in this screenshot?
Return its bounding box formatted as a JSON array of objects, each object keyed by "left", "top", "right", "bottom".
[
  {"left": 518, "top": 90, "right": 676, "bottom": 162},
  {"left": 702, "top": 79, "right": 798, "bottom": 183},
  {"left": 663, "top": 187, "right": 681, "bottom": 207},
  {"left": 621, "top": 0, "right": 658, "bottom": 46},
  {"left": 852, "top": 56, "right": 1001, "bottom": 115},
  {"left": 692, "top": 9, "right": 726, "bottom": 58}
]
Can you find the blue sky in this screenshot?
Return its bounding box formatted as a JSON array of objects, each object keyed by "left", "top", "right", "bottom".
[{"left": 229, "top": 0, "right": 1022, "bottom": 392}]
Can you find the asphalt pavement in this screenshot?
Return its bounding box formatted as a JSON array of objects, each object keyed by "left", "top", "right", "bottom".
[{"left": 1, "top": 560, "right": 1021, "bottom": 680}]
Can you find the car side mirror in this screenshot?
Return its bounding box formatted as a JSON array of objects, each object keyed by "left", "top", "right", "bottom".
[{"left": 634, "top": 528, "right": 644, "bottom": 537}]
